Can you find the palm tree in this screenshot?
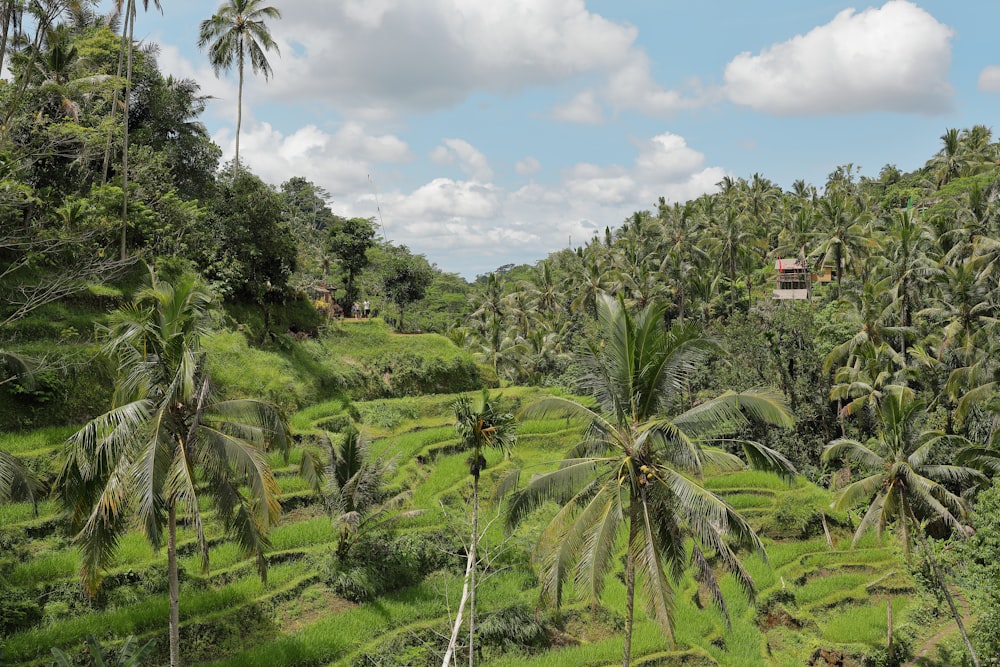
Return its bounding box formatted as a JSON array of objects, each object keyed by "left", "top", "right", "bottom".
[
  {"left": 326, "top": 426, "right": 420, "bottom": 561},
  {"left": 0, "top": 448, "right": 41, "bottom": 508},
  {"left": 822, "top": 387, "right": 984, "bottom": 666},
  {"left": 447, "top": 390, "right": 516, "bottom": 667},
  {"left": 811, "top": 192, "right": 875, "bottom": 297},
  {"left": 1, "top": 349, "right": 41, "bottom": 510},
  {"left": 108, "top": 0, "right": 163, "bottom": 260},
  {"left": 58, "top": 274, "right": 290, "bottom": 667},
  {"left": 502, "top": 294, "right": 795, "bottom": 667},
  {"left": 198, "top": 0, "right": 281, "bottom": 177}
]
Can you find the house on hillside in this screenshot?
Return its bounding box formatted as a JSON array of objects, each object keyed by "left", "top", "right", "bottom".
[{"left": 773, "top": 258, "right": 811, "bottom": 300}]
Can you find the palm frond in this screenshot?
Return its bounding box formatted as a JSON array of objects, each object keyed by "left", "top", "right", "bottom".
[
  {"left": 831, "top": 473, "right": 885, "bottom": 512},
  {"left": 504, "top": 458, "right": 601, "bottom": 531},
  {"left": 633, "top": 487, "right": 676, "bottom": 646},
  {"left": 574, "top": 487, "right": 623, "bottom": 606},
  {"left": 823, "top": 439, "right": 885, "bottom": 470}
]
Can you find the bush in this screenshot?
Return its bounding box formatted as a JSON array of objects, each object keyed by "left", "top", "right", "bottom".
[
  {"left": 477, "top": 605, "right": 548, "bottom": 656},
  {"left": 0, "top": 590, "right": 43, "bottom": 634},
  {"left": 320, "top": 531, "right": 458, "bottom": 603}
]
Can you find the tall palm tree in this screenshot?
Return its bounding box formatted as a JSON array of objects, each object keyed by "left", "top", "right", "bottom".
[
  {"left": 58, "top": 274, "right": 290, "bottom": 667},
  {"left": 449, "top": 390, "right": 516, "bottom": 667},
  {"left": 811, "top": 192, "right": 875, "bottom": 297},
  {"left": 198, "top": 0, "right": 281, "bottom": 177},
  {"left": 822, "top": 388, "right": 984, "bottom": 666},
  {"left": 502, "top": 294, "right": 795, "bottom": 667}
]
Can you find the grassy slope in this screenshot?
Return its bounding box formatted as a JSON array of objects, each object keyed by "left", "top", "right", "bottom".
[{"left": 0, "top": 384, "right": 936, "bottom": 667}]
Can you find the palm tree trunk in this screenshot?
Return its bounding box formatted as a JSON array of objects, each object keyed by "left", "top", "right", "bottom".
[
  {"left": 120, "top": 0, "right": 136, "bottom": 261},
  {"left": 469, "top": 474, "right": 478, "bottom": 667},
  {"left": 168, "top": 500, "right": 181, "bottom": 667},
  {"left": 102, "top": 3, "right": 130, "bottom": 184},
  {"left": 913, "top": 525, "right": 980, "bottom": 667},
  {"left": 234, "top": 40, "right": 243, "bottom": 178},
  {"left": 443, "top": 546, "right": 475, "bottom": 666},
  {"left": 622, "top": 500, "right": 638, "bottom": 667}
]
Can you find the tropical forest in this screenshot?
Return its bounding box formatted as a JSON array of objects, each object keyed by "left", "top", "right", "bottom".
[{"left": 4, "top": 2, "right": 1000, "bottom": 667}]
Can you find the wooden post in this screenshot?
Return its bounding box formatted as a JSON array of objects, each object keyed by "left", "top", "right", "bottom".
[
  {"left": 887, "top": 599, "right": 893, "bottom": 663},
  {"left": 821, "top": 511, "right": 833, "bottom": 549}
]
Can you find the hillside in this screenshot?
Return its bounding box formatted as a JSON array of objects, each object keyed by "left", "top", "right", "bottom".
[{"left": 0, "top": 384, "right": 960, "bottom": 666}]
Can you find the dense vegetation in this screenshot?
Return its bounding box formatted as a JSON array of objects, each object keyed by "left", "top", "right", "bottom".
[{"left": 4, "top": 1, "right": 1000, "bottom": 666}]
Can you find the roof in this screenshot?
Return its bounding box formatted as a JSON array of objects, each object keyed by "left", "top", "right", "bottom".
[{"left": 775, "top": 258, "right": 807, "bottom": 271}]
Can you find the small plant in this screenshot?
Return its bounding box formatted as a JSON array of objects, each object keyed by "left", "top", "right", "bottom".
[{"left": 48, "top": 634, "right": 155, "bottom": 667}]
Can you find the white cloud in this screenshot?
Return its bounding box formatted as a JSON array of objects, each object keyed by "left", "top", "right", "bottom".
[
  {"left": 723, "top": 0, "right": 954, "bottom": 116},
  {"left": 396, "top": 178, "right": 500, "bottom": 219},
  {"left": 551, "top": 91, "right": 605, "bottom": 124},
  {"left": 605, "top": 56, "right": 708, "bottom": 116},
  {"left": 634, "top": 133, "right": 707, "bottom": 182},
  {"left": 264, "top": 0, "right": 637, "bottom": 115},
  {"left": 429, "top": 139, "right": 494, "bottom": 181},
  {"left": 514, "top": 156, "right": 541, "bottom": 176},
  {"left": 338, "top": 132, "right": 724, "bottom": 276},
  {"left": 232, "top": 122, "right": 412, "bottom": 193},
  {"left": 978, "top": 65, "right": 1000, "bottom": 93}
]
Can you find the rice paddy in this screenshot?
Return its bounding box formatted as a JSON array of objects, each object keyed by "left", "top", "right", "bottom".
[{"left": 0, "top": 389, "right": 932, "bottom": 665}]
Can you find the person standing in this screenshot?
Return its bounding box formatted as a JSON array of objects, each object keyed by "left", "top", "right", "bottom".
[
  {"left": 363, "top": 299, "right": 371, "bottom": 319},
  {"left": 352, "top": 301, "right": 361, "bottom": 319}
]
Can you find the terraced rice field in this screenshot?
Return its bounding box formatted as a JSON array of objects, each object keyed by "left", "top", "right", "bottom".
[{"left": 0, "top": 389, "right": 928, "bottom": 666}]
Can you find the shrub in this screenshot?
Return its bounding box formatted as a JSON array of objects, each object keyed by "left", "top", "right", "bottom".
[{"left": 319, "top": 531, "right": 458, "bottom": 603}]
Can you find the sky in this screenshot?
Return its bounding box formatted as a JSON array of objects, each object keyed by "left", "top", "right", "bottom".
[{"left": 115, "top": 0, "right": 1000, "bottom": 279}]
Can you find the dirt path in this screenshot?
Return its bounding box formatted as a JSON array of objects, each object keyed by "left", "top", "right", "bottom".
[{"left": 904, "top": 589, "right": 974, "bottom": 666}]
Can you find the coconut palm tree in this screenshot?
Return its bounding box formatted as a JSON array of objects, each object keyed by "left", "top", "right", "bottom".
[
  {"left": 811, "top": 192, "right": 875, "bottom": 297},
  {"left": 448, "top": 390, "right": 516, "bottom": 667},
  {"left": 58, "top": 274, "right": 290, "bottom": 667},
  {"left": 198, "top": 0, "right": 281, "bottom": 177},
  {"left": 502, "top": 294, "right": 795, "bottom": 667},
  {"left": 111, "top": 0, "right": 163, "bottom": 260},
  {"left": 822, "top": 387, "right": 985, "bottom": 666},
  {"left": 0, "top": 448, "right": 41, "bottom": 508},
  {"left": 1, "top": 349, "right": 41, "bottom": 509},
  {"left": 326, "top": 425, "right": 421, "bottom": 561}
]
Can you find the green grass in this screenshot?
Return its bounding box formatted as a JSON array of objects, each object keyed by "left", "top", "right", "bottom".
[
  {"left": 0, "top": 385, "right": 928, "bottom": 667},
  {"left": 821, "top": 597, "right": 910, "bottom": 645},
  {"left": 0, "top": 498, "right": 56, "bottom": 524},
  {"left": 0, "top": 425, "right": 77, "bottom": 455}
]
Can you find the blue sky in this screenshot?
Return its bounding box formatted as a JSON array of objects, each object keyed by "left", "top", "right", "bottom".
[{"left": 120, "top": 0, "right": 1000, "bottom": 278}]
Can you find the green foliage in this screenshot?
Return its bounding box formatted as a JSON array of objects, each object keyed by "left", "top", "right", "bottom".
[
  {"left": 200, "top": 172, "right": 297, "bottom": 304},
  {"left": 327, "top": 216, "right": 375, "bottom": 308},
  {"left": 960, "top": 480, "right": 1000, "bottom": 658},
  {"left": 319, "top": 531, "right": 457, "bottom": 602},
  {"left": 375, "top": 244, "right": 434, "bottom": 331}
]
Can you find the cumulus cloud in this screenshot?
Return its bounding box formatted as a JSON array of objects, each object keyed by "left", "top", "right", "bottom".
[
  {"left": 338, "top": 132, "right": 724, "bottom": 276},
  {"left": 232, "top": 122, "right": 412, "bottom": 194},
  {"left": 723, "top": 0, "right": 954, "bottom": 116},
  {"left": 429, "top": 139, "right": 494, "bottom": 181},
  {"left": 262, "top": 0, "right": 637, "bottom": 115},
  {"left": 514, "top": 157, "right": 542, "bottom": 176},
  {"left": 978, "top": 66, "right": 1000, "bottom": 93},
  {"left": 605, "top": 56, "right": 709, "bottom": 116},
  {"left": 551, "top": 91, "right": 606, "bottom": 124}
]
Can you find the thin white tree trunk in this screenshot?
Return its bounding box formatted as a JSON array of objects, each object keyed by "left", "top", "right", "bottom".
[
  {"left": 442, "top": 547, "right": 474, "bottom": 667},
  {"left": 821, "top": 511, "right": 833, "bottom": 549},
  {"left": 468, "top": 477, "right": 478, "bottom": 667},
  {"left": 234, "top": 40, "right": 243, "bottom": 178},
  {"left": 168, "top": 501, "right": 180, "bottom": 667},
  {"left": 120, "top": 0, "right": 135, "bottom": 261}
]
